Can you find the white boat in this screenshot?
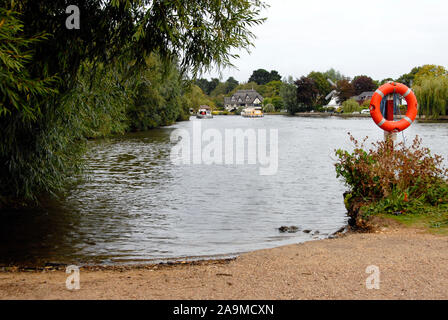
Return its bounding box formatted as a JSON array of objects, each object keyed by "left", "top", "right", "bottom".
[{"left": 196, "top": 105, "right": 213, "bottom": 119}]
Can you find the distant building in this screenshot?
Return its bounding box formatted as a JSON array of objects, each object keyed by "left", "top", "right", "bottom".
[
  {"left": 224, "top": 89, "right": 263, "bottom": 112},
  {"left": 351, "top": 91, "right": 374, "bottom": 104}
]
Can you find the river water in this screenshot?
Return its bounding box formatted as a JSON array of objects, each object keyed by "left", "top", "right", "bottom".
[{"left": 1, "top": 116, "right": 447, "bottom": 265}]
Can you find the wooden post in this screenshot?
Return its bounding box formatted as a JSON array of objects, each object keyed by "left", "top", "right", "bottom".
[{"left": 384, "top": 94, "right": 397, "bottom": 142}]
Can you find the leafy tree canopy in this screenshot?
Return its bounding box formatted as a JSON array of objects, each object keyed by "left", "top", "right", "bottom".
[
  {"left": 352, "top": 75, "right": 376, "bottom": 95},
  {"left": 295, "top": 76, "right": 318, "bottom": 111},
  {"left": 249, "top": 68, "right": 282, "bottom": 85},
  {"left": 269, "top": 70, "right": 282, "bottom": 82},
  {"left": 336, "top": 79, "right": 355, "bottom": 103},
  {"left": 308, "top": 71, "right": 332, "bottom": 106},
  {"left": 414, "top": 76, "right": 448, "bottom": 119},
  {"left": 0, "top": 0, "right": 267, "bottom": 205},
  {"left": 10, "top": 0, "right": 266, "bottom": 86},
  {"left": 0, "top": 9, "right": 57, "bottom": 120},
  {"left": 413, "top": 65, "right": 448, "bottom": 86},
  {"left": 380, "top": 78, "right": 394, "bottom": 85},
  {"left": 323, "top": 68, "right": 345, "bottom": 82},
  {"left": 280, "top": 76, "right": 298, "bottom": 114},
  {"left": 224, "top": 77, "right": 239, "bottom": 93},
  {"left": 396, "top": 67, "right": 421, "bottom": 87}
]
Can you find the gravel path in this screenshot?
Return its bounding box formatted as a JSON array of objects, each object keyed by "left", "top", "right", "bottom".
[{"left": 1, "top": 226, "right": 448, "bottom": 299}]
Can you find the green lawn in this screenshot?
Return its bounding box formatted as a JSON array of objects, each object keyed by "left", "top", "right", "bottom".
[{"left": 380, "top": 208, "right": 448, "bottom": 235}]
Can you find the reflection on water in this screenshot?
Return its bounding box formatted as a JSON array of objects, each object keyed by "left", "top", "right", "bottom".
[{"left": 0, "top": 116, "right": 447, "bottom": 265}]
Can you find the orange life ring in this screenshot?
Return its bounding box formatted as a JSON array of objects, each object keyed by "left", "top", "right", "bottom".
[{"left": 369, "top": 82, "right": 418, "bottom": 132}]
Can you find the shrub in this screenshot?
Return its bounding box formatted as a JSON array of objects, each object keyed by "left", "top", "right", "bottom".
[
  {"left": 361, "top": 99, "right": 371, "bottom": 109},
  {"left": 335, "top": 134, "right": 448, "bottom": 227},
  {"left": 271, "top": 96, "right": 284, "bottom": 110},
  {"left": 234, "top": 106, "right": 244, "bottom": 115},
  {"left": 342, "top": 99, "right": 361, "bottom": 113},
  {"left": 263, "top": 103, "right": 275, "bottom": 113}
]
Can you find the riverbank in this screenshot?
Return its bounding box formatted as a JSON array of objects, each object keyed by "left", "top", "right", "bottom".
[
  {"left": 292, "top": 112, "right": 448, "bottom": 121},
  {"left": 1, "top": 222, "right": 448, "bottom": 299}
]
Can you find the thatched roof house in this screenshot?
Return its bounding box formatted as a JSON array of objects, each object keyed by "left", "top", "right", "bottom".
[{"left": 224, "top": 89, "right": 263, "bottom": 111}]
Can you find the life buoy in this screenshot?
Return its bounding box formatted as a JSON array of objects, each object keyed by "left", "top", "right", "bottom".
[{"left": 369, "top": 82, "right": 418, "bottom": 132}]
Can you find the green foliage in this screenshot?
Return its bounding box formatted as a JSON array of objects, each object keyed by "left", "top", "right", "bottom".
[
  {"left": 263, "top": 80, "right": 282, "bottom": 97},
  {"left": 335, "top": 134, "right": 448, "bottom": 228},
  {"left": 260, "top": 81, "right": 284, "bottom": 110},
  {"left": 336, "top": 79, "right": 355, "bottom": 103},
  {"left": 63, "top": 61, "right": 130, "bottom": 138},
  {"left": 234, "top": 106, "right": 244, "bottom": 115},
  {"left": 0, "top": 101, "right": 87, "bottom": 207},
  {"left": 12, "top": 0, "right": 267, "bottom": 84},
  {"left": 307, "top": 71, "right": 331, "bottom": 106},
  {"left": 280, "top": 76, "right": 299, "bottom": 114},
  {"left": 231, "top": 81, "right": 260, "bottom": 93},
  {"left": 249, "top": 69, "right": 282, "bottom": 85},
  {"left": 413, "top": 65, "right": 448, "bottom": 86},
  {"left": 342, "top": 99, "right": 360, "bottom": 113},
  {"left": 0, "top": 0, "right": 267, "bottom": 207},
  {"left": 270, "top": 96, "right": 284, "bottom": 110},
  {"left": 224, "top": 77, "right": 239, "bottom": 93},
  {"left": 263, "top": 103, "right": 275, "bottom": 113},
  {"left": 413, "top": 76, "right": 448, "bottom": 119},
  {"left": 0, "top": 8, "right": 57, "bottom": 120},
  {"left": 195, "top": 78, "right": 220, "bottom": 95},
  {"left": 295, "top": 76, "right": 318, "bottom": 111},
  {"left": 183, "top": 84, "right": 216, "bottom": 113},
  {"left": 127, "top": 55, "right": 190, "bottom": 131},
  {"left": 0, "top": 9, "right": 81, "bottom": 206},
  {"left": 380, "top": 78, "right": 394, "bottom": 85},
  {"left": 323, "top": 68, "right": 344, "bottom": 82},
  {"left": 396, "top": 67, "right": 421, "bottom": 87},
  {"left": 361, "top": 99, "right": 371, "bottom": 109},
  {"left": 352, "top": 75, "right": 375, "bottom": 96}
]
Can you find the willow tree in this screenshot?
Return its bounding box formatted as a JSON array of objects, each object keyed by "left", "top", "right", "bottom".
[
  {"left": 0, "top": 0, "right": 266, "bottom": 206},
  {"left": 342, "top": 99, "right": 360, "bottom": 114},
  {"left": 413, "top": 65, "right": 448, "bottom": 86},
  {"left": 413, "top": 76, "right": 448, "bottom": 119}
]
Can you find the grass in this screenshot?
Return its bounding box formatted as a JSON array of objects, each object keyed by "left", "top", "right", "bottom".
[{"left": 379, "top": 206, "right": 448, "bottom": 235}]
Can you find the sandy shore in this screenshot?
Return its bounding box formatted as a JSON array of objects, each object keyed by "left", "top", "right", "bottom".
[{"left": 1, "top": 225, "right": 448, "bottom": 300}]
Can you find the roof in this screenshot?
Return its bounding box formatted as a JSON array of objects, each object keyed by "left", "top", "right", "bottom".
[
  {"left": 199, "top": 105, "right": 211, "bottom": 109},
  {"left": 352, "top": 91, "right": 374, "bottom": 101},
  {"left": 224, "top": 89, "right": 263, "bottom": 105}
]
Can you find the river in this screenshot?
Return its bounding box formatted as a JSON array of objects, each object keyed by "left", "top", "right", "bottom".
[{"left": 1, "top": 115, "right": 447, "bottom": 266}]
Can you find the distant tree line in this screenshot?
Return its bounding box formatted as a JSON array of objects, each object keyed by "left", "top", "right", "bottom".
[
  {"left": 195, "top": 69, "right": 285, "bottom": 111},
  {"left": 195, "top": 65, "right": 448, "bottom": 117}
]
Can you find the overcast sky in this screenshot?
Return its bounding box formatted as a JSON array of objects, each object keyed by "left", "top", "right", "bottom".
[{"left": 203, "top": 0, "right": 448, "bottom": 82}]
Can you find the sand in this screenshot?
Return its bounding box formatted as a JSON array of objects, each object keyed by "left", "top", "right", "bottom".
[{"left": 1, "top": 225, "right": 448, "bottom": 300}]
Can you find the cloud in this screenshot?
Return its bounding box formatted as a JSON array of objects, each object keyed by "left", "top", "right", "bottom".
[{"left": 203, "top": 0, "right": 448, "bottom": 82}]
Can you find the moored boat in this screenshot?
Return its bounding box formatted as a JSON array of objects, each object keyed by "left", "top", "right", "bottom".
[
  {"left": 241, "top": 106, "right": 264, "bottom": 118},
  {"left": 196, "top": 105, "right": 213, "bottom": 119}
]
